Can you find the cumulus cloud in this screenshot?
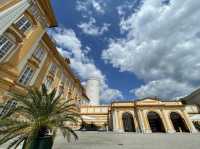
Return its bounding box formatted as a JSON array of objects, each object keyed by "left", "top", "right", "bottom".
[
  {"left": 76, "top": 0, "right": 110, "bottom": 36},
  {"left": 76, "top": 0, "right": 106, "bottom": 15},
  {"left": 50, "top": 29, "right": 81, "bottom": 53},
  {"left": 134, "top": 79, "right": 194, "bottom": 99},
  {"left": 116, "top": 0, "right": 140, "bottom": 17},
  {"left": 49, "top": 27, "right": 123, "bottom": 102},
  {"left": 101, "top": 89, "right": 123, "bottom": 103},
  {"left": 102, "top": 0, "right": 200, "bottom": 100},
  {"left": 78, "top": 17, "right": 110, "bottom": 36}
]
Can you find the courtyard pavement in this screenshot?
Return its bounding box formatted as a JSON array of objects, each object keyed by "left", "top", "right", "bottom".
[
  {"left": 1, "top": 131, "right": 200, "bottom": 149},
  {"left": 53, "top": 131, "right": 200, "bottom": 149}
]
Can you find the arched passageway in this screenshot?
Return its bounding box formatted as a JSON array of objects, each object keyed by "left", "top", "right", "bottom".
[
  {"left": 147, "top": 112, "right": 166, "bottom": 133},
  {"left": 170, "top": 112, "right": 190, "bottom": 132},
  {"left": 80, "top": 121, "right": 99, "bottom": 131},
  {"left": 122, "top": 112, "right": 136, "bottom": 132}
]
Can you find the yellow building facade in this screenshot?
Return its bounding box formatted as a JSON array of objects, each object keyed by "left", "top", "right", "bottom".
[
  {"left": 1, "top": 0, "right": 199, "bottom": 134},
  {"left": 81, "top": 98, "right": 199, "bottom": 133},
  {"left": 0, "top": 0, "right": 88, "bottom": 115}
]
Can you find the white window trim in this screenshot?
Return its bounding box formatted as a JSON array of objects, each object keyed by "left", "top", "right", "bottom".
[
  {"left": 33, "top": 47, "right": 45, "bottom": 62},
  {"left": 30, "top": 48, "right": 47, "bottom": 86},
  {"left": 0, "top": 100, "right": 17, "bottom": 117},
  {"left": 44, "top": 77, "right": 54, "bottom": 90},
  {"left": 18, "top": 65, "right": 35, "bottom": 86},
  {"left": 14, "top": 15, "right": 32, "bottom": 33},
  {"left": 0, "top": 34, "right": 15, "bottom": 62},
  {"left": 49, "top": 63, "right": 57, "bottom": 74}
]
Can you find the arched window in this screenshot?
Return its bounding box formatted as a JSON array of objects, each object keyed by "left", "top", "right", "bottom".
[
  {"left": 147, "top": 111, "right": 166, "bottom": 133},
  {"left": 170, "top": 112, "right": 190, "bottom": 132},
  {"left": 122, "top": 112, "right": 136, "bottom": 132}
]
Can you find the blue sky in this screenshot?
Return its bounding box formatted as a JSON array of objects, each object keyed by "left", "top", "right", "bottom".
[{"left": 50, "top": 0, "right": 200, "bottom": 103}]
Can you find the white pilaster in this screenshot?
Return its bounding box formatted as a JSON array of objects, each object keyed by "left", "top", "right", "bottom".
[
  {"left": 137, "top": 110, "right": 144, "bottom": 133},
  {"left": 182, "top": 110, "right": 198, "bottom": 133},
  {"left": 112, "top": 110, "right": 116, "bottom": 131},
  {"left": 112, "top": 110, "right": 123, "bottom": 132}
]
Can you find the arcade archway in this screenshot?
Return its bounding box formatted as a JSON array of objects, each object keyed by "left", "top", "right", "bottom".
[
  {"left": 147, "top": 111, "right": 166, "bottom": 133},
  {"left": 122, "top": 112, "right": 136, "bottom": 132},
  {"left": 170, "top": 112, "right": 190, "bottom": 132}
]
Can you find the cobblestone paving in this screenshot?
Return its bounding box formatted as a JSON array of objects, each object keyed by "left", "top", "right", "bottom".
[{"left": 53, "top": 131, "right": 200, "bottom": 149}]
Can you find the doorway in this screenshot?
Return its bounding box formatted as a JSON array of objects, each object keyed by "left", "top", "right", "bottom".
[
  {"left": 122, "top": 112, "right": 136, "bottom": 132},
  {"left": 170, "top": 112, "right": 190, "bottom": 132},
  {"left": 147, "top": 112, "right": 166, "bottom": 133}
]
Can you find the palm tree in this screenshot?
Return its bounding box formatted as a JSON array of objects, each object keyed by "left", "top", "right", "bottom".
[{"left": 0, "top": 85, "right": 80, "bottom": 149}]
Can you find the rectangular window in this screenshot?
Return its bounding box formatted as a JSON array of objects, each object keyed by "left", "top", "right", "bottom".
[
  {"left": 18, "top": 65, "right": 34, "bottom": 86},
  {"left": 33, "top": 48, "right": 45, "bottom": 62},
  {"left": 44, "top": 77, "right": 53, "bottom": 90},
  {"left": 49, "top": 63, "right": 57, "bottom": 74},
  {"left": 58, "top": 86, "right": 64, "bottom": 95},
  {"left": 61, "top": 73, "right": 67, "bottom": 85},
  {"left": 0, "top": 100, "right": 17, "bottom": 117},
  {"left": 15, "top": 15, "right": 32, "bottom": 33},
  {"left": 0, "top": 35, "right": 15, "bottom": 60}
]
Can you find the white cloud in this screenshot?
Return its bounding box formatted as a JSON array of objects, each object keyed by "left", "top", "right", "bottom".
[
  {"left": 78, "top": 17, "right": 110, "bottom": 36},
  {"left": 50, "top": 29, "right": 81, "bottom": 52},
  {"left": 116, "top": 0, "right": 139, "bottom": 17},
  {"left": 49, "top": 27, "right": 123, "bottom": 102},
  {"left": 101, "top": 89, "right": 123, "bottom": 103},
  {"left": 76, "top": 0, "right": 106, "bottom": 15},
  {"left": 102, "top": 0, "right": 200, "bottom": 100},
  {"left": 134, "top": 79, "right": 194, "bottom": 100}
]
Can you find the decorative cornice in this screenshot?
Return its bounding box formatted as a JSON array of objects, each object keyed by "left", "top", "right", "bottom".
[
  {"left": 28, "top": 1, "right": 48, "bottom": 28},
  {"left": 42, "top": 33, "right": 84, "bottom": 89},
  {"left": 35, "top": 0, "right": 57, "bottom": 27}
]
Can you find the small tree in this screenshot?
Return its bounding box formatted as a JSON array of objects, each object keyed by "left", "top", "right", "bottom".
[{"left": 0, "top": 85, "right": 80, "bottom": 149}]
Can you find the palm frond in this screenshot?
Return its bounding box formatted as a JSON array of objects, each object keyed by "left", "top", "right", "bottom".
[
  {"left": 60, "top": 126, "right": 78, "bottom": 142},
  {"left": 7, "top": 136, "right": 26, "bottom": 149},
  {"left": 0, "top": 103, "right": 4, "bottom": 108},
  {"left": 0, "top": 131, "right": 24, "bottom": 146},
  {"left": 1, "top": 84, "right": 80, "bottom": 147},
  {"left": 41, "top": 84, "right": 47, "bottom": 96}
]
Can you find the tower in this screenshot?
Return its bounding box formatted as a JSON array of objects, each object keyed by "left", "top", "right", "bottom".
[{"left": 86, "top": 77, "right": 100, "bottom": 105}]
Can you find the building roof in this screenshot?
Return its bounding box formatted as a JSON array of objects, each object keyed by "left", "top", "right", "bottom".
[
  {"left": 37, "top": 0, "right": 57, "bottom": 27},
  {"left": 0, "top": 0, "right": 57, "bottom": 29},
  {"left": 181, "top": 88, "right": 200, "bottom": 105},
  {"left": 111, "top": 97, "right": 179, "bottom": 104},
  {"left": 42, "top": 33, "right": 89, "bottom": 99},
  {"left": 42, "top": 33, "right": 76, "bottom": 79}
]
